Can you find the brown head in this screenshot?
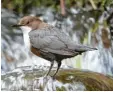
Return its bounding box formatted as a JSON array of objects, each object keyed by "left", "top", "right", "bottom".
[{"left": 12, "top": 16, "right": 44, "bottom": 30}]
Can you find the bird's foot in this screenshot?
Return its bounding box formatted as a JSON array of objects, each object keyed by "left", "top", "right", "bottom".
[
  {"left": 50, "top": 75, "right": 57, "bottom": 80},
  {"left": 43, "top": 74, "right": 56, "bottom": 80},
  {"left": 33, "top": 75, "right": 55, "bottom": 90},
  {"left": 33, "top": 76, "right": 50, "bottom": 90},
  {"left": 43, "top": 75, "right": 51, "bottom": 80}
]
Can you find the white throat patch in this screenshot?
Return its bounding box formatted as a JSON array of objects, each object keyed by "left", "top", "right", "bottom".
[
  {"left": 20, "top": 26, "right": 32, "bottom": 32},
  {"left": 20, "top": 26, "right": 32, "bottom": 50}
]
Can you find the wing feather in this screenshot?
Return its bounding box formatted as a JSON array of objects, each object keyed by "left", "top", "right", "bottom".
[
  {"left": 29, "top": 26, "right": 77, "bottom": 55},
  {"left": 29, "top": 26, "right": 96, "bottom": 56}
]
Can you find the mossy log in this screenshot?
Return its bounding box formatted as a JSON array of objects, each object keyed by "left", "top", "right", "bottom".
[{"left": 1, "top": 66, "right": 113, "bottom": 91}]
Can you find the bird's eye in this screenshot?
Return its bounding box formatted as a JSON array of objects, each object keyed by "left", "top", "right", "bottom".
[{"left": 27, "top": 21, "right": 29, "bottom": 24}]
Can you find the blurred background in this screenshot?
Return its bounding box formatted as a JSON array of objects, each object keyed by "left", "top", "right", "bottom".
[{"left": 1, "top": 0, "right": 113, "bottom": 76}]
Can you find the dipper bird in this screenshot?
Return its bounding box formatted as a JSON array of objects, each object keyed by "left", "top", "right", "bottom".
[{"left": 12, "top": 16, "right": 97, "bottom": 77}]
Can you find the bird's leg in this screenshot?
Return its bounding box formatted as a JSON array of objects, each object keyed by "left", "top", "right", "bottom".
[
  {"left": 46, "top": 61, "right": 54, "bottom": 76},
  {"left": 52, "top": 61, "right": 61, "bottom": 78}
]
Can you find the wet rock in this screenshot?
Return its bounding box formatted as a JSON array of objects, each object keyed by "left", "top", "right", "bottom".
[{"left": 1, "top": 66, "right": 113, "bottom": 91}]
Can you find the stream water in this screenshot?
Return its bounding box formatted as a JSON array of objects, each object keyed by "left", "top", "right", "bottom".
[{"left": 1, "top": 7, "right": 113, "bottom": 76}]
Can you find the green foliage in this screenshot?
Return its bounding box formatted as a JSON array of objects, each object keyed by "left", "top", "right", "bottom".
[
  {"left": 56, "top": 86, "right": 66, "bottom": 91},
  {"left": 2, "top": 0, "right": 113, "bottom": 15}
]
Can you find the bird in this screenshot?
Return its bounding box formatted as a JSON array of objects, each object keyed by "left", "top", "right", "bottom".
[{"left": 12, "top": 16, "right": 97, "bottom": 78}]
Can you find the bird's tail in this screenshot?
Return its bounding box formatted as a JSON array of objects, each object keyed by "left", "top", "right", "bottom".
[
  {"left": 82, "top": 46, "right": 98, "bottom": 52},
  {"left": 86, "top": 47, "right": 97, "bottom": 51},
  {"left": 74, "top": 44, "right": 98, "bottom": 52}
]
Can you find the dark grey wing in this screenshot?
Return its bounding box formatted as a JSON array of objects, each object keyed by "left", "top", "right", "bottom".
[
  {"left": 29, "top": 26, "right": 77, "bottom": 56},
  {"left": 46, "top": 26, "right": 97, "bottom": 52},
  {"left": 29, "top": 26, "right": 96, "bottom": 56}
]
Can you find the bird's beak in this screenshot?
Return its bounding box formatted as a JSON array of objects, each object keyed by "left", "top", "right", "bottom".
[{"left": 11, "top": 24, "right": 24, "bottom": 27}]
